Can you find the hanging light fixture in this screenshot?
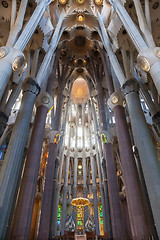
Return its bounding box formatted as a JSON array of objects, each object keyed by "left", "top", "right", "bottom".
[{"left": 77, "top": 13, "right": 85, "bottom": 22}]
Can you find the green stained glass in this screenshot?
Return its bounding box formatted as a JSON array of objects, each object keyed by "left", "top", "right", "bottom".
[
  {"left": 57, "top": 205, "right": 61, "bottom": 221},
  {"left": 99, "top": 204, "right": 103, "bottom": 225}
]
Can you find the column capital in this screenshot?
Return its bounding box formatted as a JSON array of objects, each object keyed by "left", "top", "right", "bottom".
[
  {"left": 46, "top": 130, "right": 61, "bottom": 144},
  {"left": 100, "top": 130, "right": 112, "bottom": 144},
  {"left": 22, "top": 77, "right": 40, "bottom": 96},
  {"left": 122, "top": 78, "right": 139, "bottom": 96},
  {"left": 0, "top": 47, "right": 25, "bottom": 69},
  {"left": 137, "top": 47, "right": 160, "bottom": 72},
  {"left": 107, "top": 91, "right": 125, "bottom": 110},
  {"left": 36, "top": 91, "right": 53, "bottom": 110}
]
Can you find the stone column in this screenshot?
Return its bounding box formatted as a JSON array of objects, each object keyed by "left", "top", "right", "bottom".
[
  {"left": 37, "top": 85, "right": 65, "bottom": 240},
  {"left": 60, "top": 113, "right": 72, "bottom": 235},
  {"left": 122, "top": 78, "right": 160, "bottom": 238},
  {"left": 49, "top": 156, "right": 59, "bottom": 237},
  {"left": 0, "top": 0, "right": 55, "bottom": 101},
  {"left": 72, "top": 151, "right": 78, "bottom": 226},
  {"left": 0, "top": 48, "right": 25, "bottom": 101},
  {"left": 81, "top": 103, "right": 88, "bottom": 228},
  {"left": 101, "top": 158, "right": 112, "bottom": 238},
  {"left": 103, "top": 140, "right": 126, "bottom": 239},
  {"left": 50, "top": 96, "right": 72, "bottom": 237},
  {"left": 82, "top": 103, "right": 87, "bottom": 198},
  {"left": 120, "top": 198, "right": 132, "bottom": 239},
  {"left": 93, "top": 130, "right": 107, "bottom": 236},
  {"left": 90, "top": 97, "right": 111, "bottom": 237},
  {"left": 0, "top": 78, "right": 40, "bottom": 239},
  {"left": 133, "top": 146, "right": 158, "bottom": 239},
  {"left": 53, "top": 152, "right": 65, "bottom": 236},
  {"left": 87, "top": 101, "right": 100, "bottom": 235},
  {"left": 93, "top": 77, "right": 125, "bottom": 238},
  {"left": 11, "top": 91, "right": 53, "bottom": 240},
  {"left": 72, "top": 104, "right": 78, "bottom": 228},
  {"left": 37, "top": 131, "right": 60, "bottom": 240},
  {"left": 108, "top": 91, "right": 151, "bottom": 239},
  {"left": 29, "top": 196, "right": 41, "bottom": 240},
  {"left": 98, "top": 5, "right": 160, "bottom": 95}
]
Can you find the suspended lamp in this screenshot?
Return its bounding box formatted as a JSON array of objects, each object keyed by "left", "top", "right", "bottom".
[{"left": 77, "top": 13, "right": 85, "bottom": 22}]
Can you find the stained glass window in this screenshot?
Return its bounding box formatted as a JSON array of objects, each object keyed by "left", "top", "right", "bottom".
[
  {"left": 57, "top": 205, "right": 61, "bottom": 225},
  {"left": 99, "top": 205, "right": 103, "bottom": 225}
]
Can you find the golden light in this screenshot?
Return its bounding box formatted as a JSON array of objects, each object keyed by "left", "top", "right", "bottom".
[
  {"left": 95, "top": 0, "right": 103, "bottom": 5},
  {"left": 77, "top": 13, "right": 85, "bottom": 22},
  {"left": 48, "top": 105, "right": 54, "bottom": 113},
  {"left": 111, "top": 95, "right": 119, "bottom": 104},
  {"left": 54, "top": 134, "right": 60, "bottom": 144},
  {"left": 78, "top": 164, "right": 82, "bottom": 169},
  {"left": 71, "top": 78, "right": 89, "bottom": 104},
  {"left": 76, "top": 0, "right": 85, "bottom": 4},
  {"left": 59, "top": 0, "right": 67, "bottom": 4},
  {"left": 71, "top": 197, "right": 90, "bottom": 207},
  {"left": 137, "top": 56, "right": 150, "bottom": 72}
]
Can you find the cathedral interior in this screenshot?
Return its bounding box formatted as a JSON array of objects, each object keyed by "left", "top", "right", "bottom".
[{"left": 1, "top": 0, "right": 160, "bottom": 239}]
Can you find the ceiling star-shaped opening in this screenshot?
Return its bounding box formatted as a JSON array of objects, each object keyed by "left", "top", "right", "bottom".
[
  {"left": 68, "top": 0, "right": 92, "bottom": 12},
  {"left": 65, "top": 29, "right": 94, "bottom": 58},
  {"left": 63, "top": 11, "right": 98, "bottom": 30},
  {"left": 0, "top": 0, "right": 11, "bottom": 21}
]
